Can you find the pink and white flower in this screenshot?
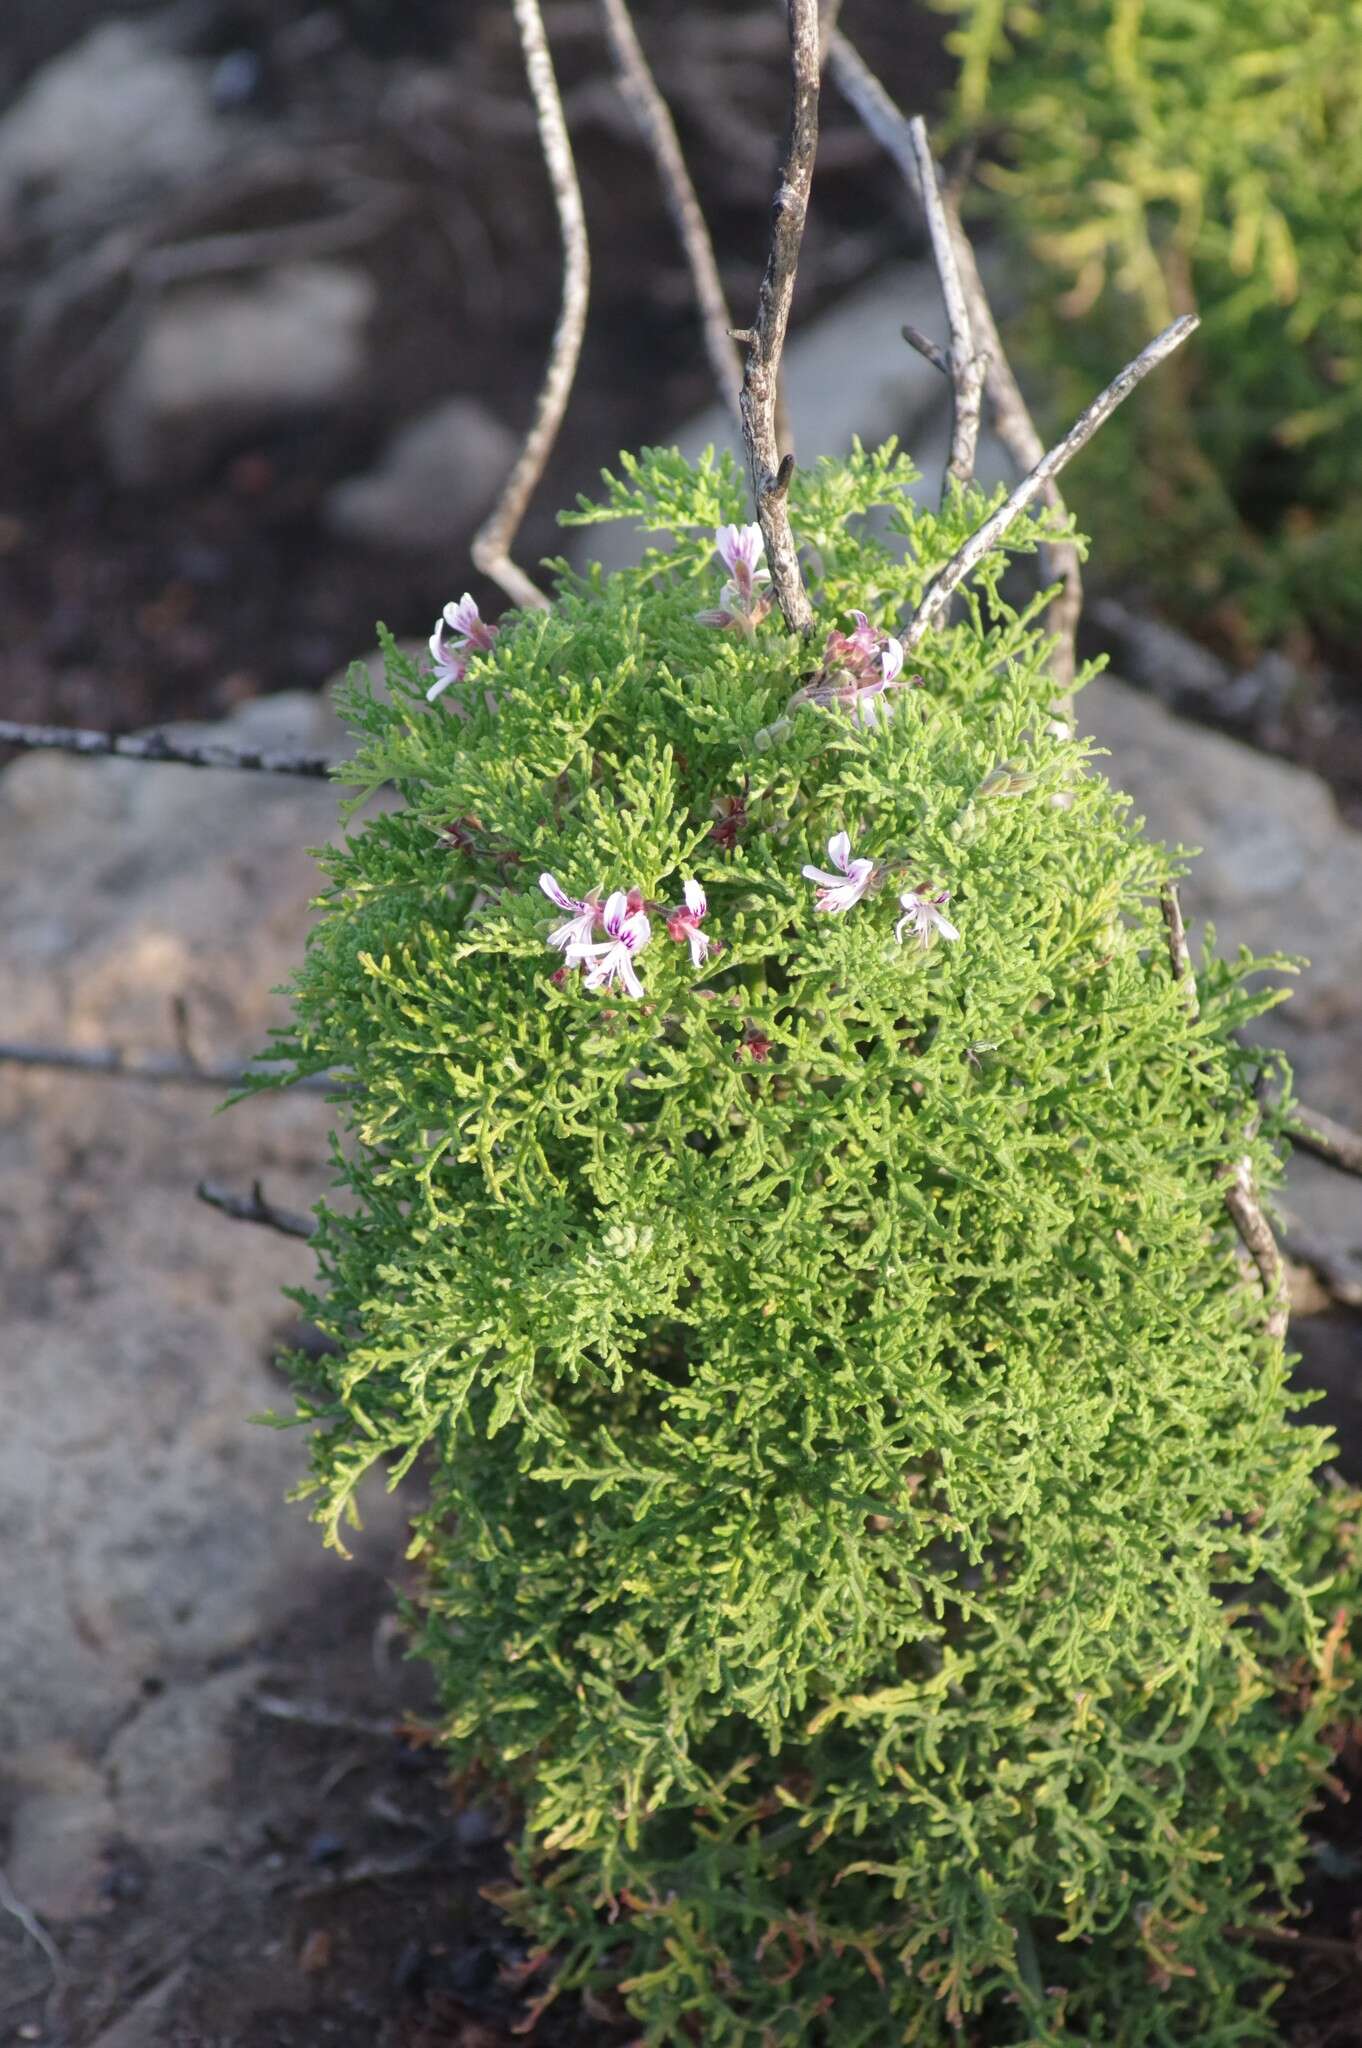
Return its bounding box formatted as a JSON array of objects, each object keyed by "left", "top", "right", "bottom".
[
  {"left": 665, "top": 879, "right": 715, "bottom": 967},
  {"left": 539, "top": 872, "right": 601, "bottom": 965},
  {"left": 894, "top": 886, "right": 960, "bottom": 950},
  {"left": 802, "top": 831, "right": 878, "bottom": 914},
  {"left": 697, "top": 523, "right": 772, "bottom": 634},
  {"left": 582, "top": 891, "right": 653, "bottom": 999},
  {"left": 427, "top": 593, "right": 498, "bottom": 703}
]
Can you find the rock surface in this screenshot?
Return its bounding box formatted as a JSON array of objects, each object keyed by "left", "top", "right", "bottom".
[
  {"left": 324, "top": 395, "right": 516, "bottom": 554},
  {"left": 100, "top": 262, "right": 377, "bottom": 486},
  {"left": 0, "top": 690, "right": 408, "bottom": 1939}
]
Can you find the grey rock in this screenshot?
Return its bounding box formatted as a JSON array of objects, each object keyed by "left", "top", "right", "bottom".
[
  {"left": 0, "top": 691, "right": 407, "bottom": 1827},
  {"left": 105, "top": 1665, "right": 263, "bottom": 1853},
  {"left": 3, "top": 1742, "right": 118, "bottom": 1921},
  {"left": 0, "top": 21, "right": 231, "bottom": 241},
  {"left": 100, "top": 262, "right": 377, "bottom": 485},
  {"left": 1081, "top": 673, "right": 1362, "bottom": 1275},
  {"left": 325, "top": 396, "right": 516, "bottom": 554}
]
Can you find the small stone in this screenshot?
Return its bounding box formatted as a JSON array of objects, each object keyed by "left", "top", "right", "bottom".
[
  {"left": 324, "top": 397, "right": 515, "bottom": 554},
  {"left": 3, "top": 1742, "right": 117, "bottom": 1921},
  {"left": 100, "top": 263, "right": 377, "bottom": 486},
  {"left": 0, "top": 22, "right": 231, "bottom": 238}
]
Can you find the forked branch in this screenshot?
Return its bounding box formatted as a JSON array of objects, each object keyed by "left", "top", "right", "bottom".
[
  {"left": 597, "top": 0, "right": 741, "bottom": 426},
  {"left": 471, "top": 0, "right": 589, "bottom": 611},
  {"left": 905, "top": 118, "right": 986, "bottom": 497},
  {"left": 733, "top": 0, "right": 821, "bottom": 635},
  {"left": 826, "top": 31, "right": 1082, "bottom": 686},
  {"left": 902, "top": 315, "right": 1198, "bottom": 654}
]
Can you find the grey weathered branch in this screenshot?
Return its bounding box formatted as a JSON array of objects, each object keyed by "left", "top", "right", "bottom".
[
  {"left": 734, "top": 0, "right": 821, "bottom": 636},
  {"left": 0, "top": 719, "right": 339, "bottom": 778},
  {"left": 0, "top": 1040, "right": 339, "bottom": 1094},
  {"left": 597, "top": 0, "right": 741, "bottom": 426},
  {"left": 941, "top": 194, "right": 1083, "bottom": 693},
  {"left": 196, "top": 1179, "right": 316, "bottom": 1240},
  {"left": 905, "top": 118, "right": 986, "bottom": 498},
  {"left": 902, "top": 315, "right": 1198, "bottom": 654},
  {"left": 1290, "top": 1105, "right": 1362, "bottom": 1179},
  {"left": 826, "top": 30, "right": 1082, "bottom": 688},
  {"left": 471, "top": 0, "right": 589, "bottom": 611}
]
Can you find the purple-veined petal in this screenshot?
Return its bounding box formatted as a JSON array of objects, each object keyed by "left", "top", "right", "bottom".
[
  {"left": 827, "top": 830, "right": 853, "bottom": 875},
  {"left": 539, "top": 872, "right": 580, "bottom": 911}
]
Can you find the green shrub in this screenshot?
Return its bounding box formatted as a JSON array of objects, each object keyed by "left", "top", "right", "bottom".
[
  {"left": 938, "top": 0, "right": 1362, "bottom": 654},
  {"left": 256, "top": 446, "right": 1359, "bottom": 2041}
]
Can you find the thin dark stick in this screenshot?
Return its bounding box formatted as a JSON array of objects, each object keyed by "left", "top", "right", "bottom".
[
  {"left": 0, "top": 719, "right": 339, "bottom": 778},
  {"left": 1158, "top": 890, "right": 1288, "bottom": 1340},
  {"left": 906, "top": 118, "right": 986, "bottom": 496},
  {"left": 1290, "top": 1105, "right": 1362, "bottom": 1179},
  {"left": 1159, "top": 883, "right": 1198, "bottom": 1018},
  {"left": 472, "top": 0, "right": 589, "bottom": 611},
  {"left": 902, "top": 322, "right": 949, "bottom": 377},
  {"left": 902, "top": 315, "right": 1198, "bottom": 654},
  {"left": 825, "top": 31, "right": 1083, "bottom": 689},
  {"left": 735, "top": 0, "right": 821, "bottom": 636},
  {"left": 597, "top": 0, "right": 741, "bottom": 426},
  {"left": 0, "top": 1040, "right": 339, "bottom": 1094},
  {"left": 197, "top": 1179, "right": 316, "bottom": 1241}
]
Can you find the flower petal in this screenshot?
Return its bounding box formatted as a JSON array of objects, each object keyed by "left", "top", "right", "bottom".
[
  {"left": 827, "top": 830, "right": 852, "bottom": 875},
  {"left": 683, "top": 879, "right": 706, "bottom": 919},
  {"left": 539, "top": 872, "right": 576, "bottom": 910}
]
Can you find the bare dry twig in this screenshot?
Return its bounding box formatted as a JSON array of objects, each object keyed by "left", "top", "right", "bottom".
[
  {"left": 250, "top": 1692, "right": 404, "bottom": 1738},
  {"left": 1222, "top": 1148, "right": 1290, "bottom": 1342},
  {"left": 733, "top": 0, "right": 822, "bottom": 635},
  {"left": 0, "top": 1040, "right": 339, "bottom": 1093},
  {"left": 472, "top": 0, "right": 590, "bottom": 612},
  {"left": 905, "top": 118, "right": 986, "bottom": 497},
  {"left": 902, "top": 315, "right": 1198, "bottom": 654},
  {"left": 197, "top": 1179, "right": 316, "bottom": 1240},
  {"left": 942, "top": 197, "right": 1084, "bottom": 694},
  {"left": 825, "top": 32, "right": 1083, "bottom": 687},
  {"left": 597, "top": 0, "right": 741, "bottom": 426},
  {"left": 0, "top": 719, "right": 340, "bottom": 778}
]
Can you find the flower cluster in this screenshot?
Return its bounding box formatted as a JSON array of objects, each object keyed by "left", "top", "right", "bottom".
[
  {"left": 427, "top": 594, "right": 498, "bottom": 703},
  {"left": 537, "top": 830, "right": 956, "bottom": 1006},
  {"left": 788, "top": 612, "right": 916, "bottom": 731},
  {"left": 540, "top": 875, "right": 717, "bottom": 1000},
  {"left": 801, "top": 831, "right": 959, "bottom": 950}
]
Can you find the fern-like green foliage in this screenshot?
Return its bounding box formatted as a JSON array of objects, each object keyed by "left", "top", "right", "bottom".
[
  {"left": 255, "top": 446, "right": 1360, "bottom": 2041},
  {"left": 938, "top": 0, "right": 1362, "bottom": 652}
]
